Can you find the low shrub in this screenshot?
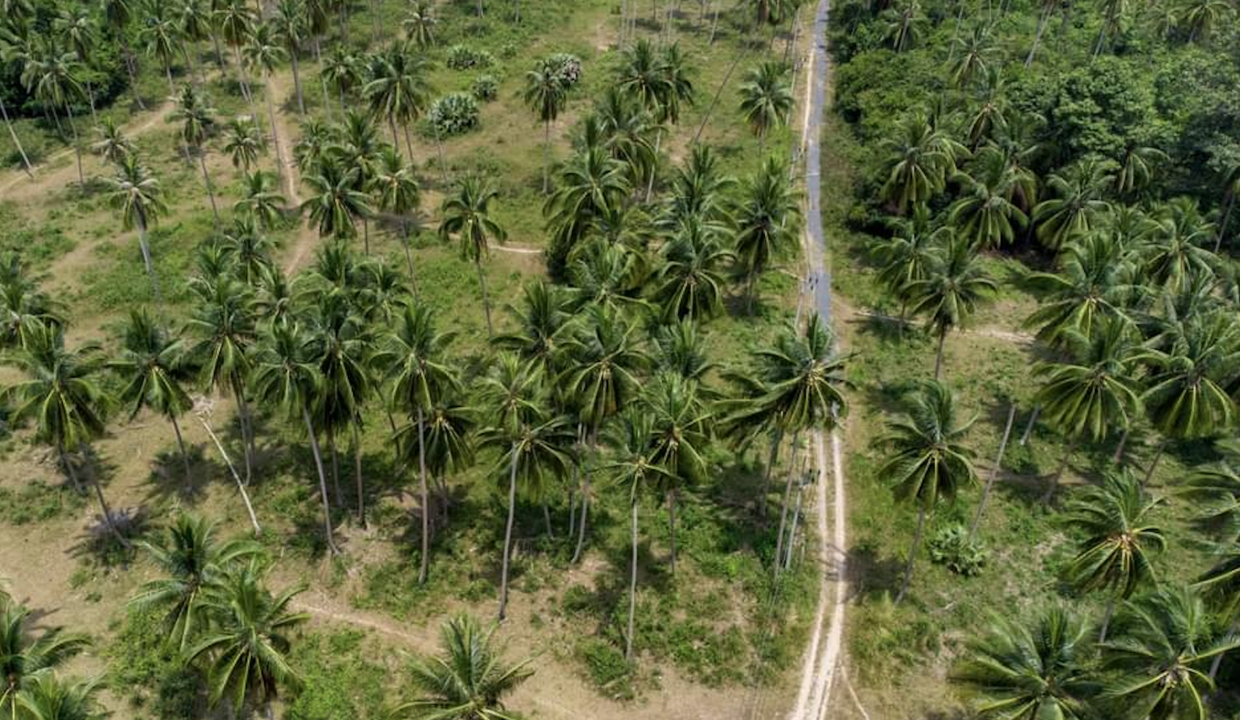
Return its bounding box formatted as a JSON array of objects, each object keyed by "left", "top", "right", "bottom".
[
  {"left": 446, "top": 44, "right": 494, "bottom": 70},
  {"left": 471, "top": 74, "right": 498, "bottom": 101},
  {"left": 928, "top": 523, "right": 987, "bottom": 577},
  {"left": 428, "top": 93, "right": 480, "bottom": 136}
]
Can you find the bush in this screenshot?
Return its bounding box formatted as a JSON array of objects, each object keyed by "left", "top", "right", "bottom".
[
  {"left": 107, "top": 608, "right": 202, "bottom": 720},
  {"left": 445, "top": 45, "right": 494, "bottom": 70},
  {"left": 429, "top": 93, "right": 480, "bottom": 136},
  {"left": 575, "top": 638, "right": 636, "bottom": 701},
  {"left": 471, "top": 74, "right": 498, "bottom": 102},
  {"left": 927, "top": 523, "right": 987, "bottom": 577},
  {"left": 546, "top": 53, "right": 583, "bottom": 87}
]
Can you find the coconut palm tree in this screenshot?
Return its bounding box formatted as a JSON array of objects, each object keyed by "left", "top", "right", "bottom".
[
  {"left": 214, "top": 0, "right": 255, "bottom": 102},
  {"left": 737, "top": 60, "right": 792, "bottom": 152},
  {"left": 544, "top": 145, "right": 630, "bottom": 275},
  {"left": 1100, "top": 587, "right": 1239, "bottom": 719},
  {"left": 1032, "top": 159, "right": 1114, "bottom": 251},
  {"left": 375, "top": 305, "right": 458, "bottom": 583},
  {"left": 1194, "top": 541, "right": 1240, "bottom": 680},
  {"left": 1139, "top": 198, "right": 1218, "bottom": 294},
  {"left": 951, "top": 606, "right": 1097, "bottom": 720},
  {"left": 130, "top": 513, "right": 261, "bottom": 651},
  {"left": 734, "top": 156, "right": 800, "bottom": 313},
  {"left": 949, "top": 25, "right": 994, "bottom": 88},
  {"left": 222, "top": 115, "right": 266, "bottom": 172},
  {"left": 881, "top": 0, "right": 922, "bottom": 51},
  {"left": 102, "top": 154, "right": 168, "bottom": 301},
  {"left": 53, "top": 7, "right": 100, "bottom": 125},
  {"left": 476, "top": 355, "right": 572, "bottom": 619},
  {"left": 523, "top": 57, "right": 570, "bottom": 193},
  {"left": 652, "top": 217, "right": 734, "bottom": 322},
  {"left": 371, "top": 148, "right": 422, "bottom": 284},
  {"left": 137, "top": 0, "right": 183, "bottom": 94},
  {"left": 0, "top": 253, "right": 61, "bottom": 350},
  {"left": 187, "top": 561, "right": 307, "bottom": 718},
  {"left": 251, "top": 321, "right": 340, "bottom": 554},
  {"left": 948, "top": 147, "right": 1029, "bottom": 249},
  {"left": 320, "top": 45, "right": 362, "bottom": 115},
  {"left": 20, "top": 41, "right": 86, "bottom": 185},
  {"left": 493, "top": 280, "right": 572, "bottom": 376},
  {"left": 1023, "top": 232, "right": 1141, "bottom": 345},
  {"left": 363, "top": 42, "right": 431, "bottom": 158},
  {"left": 566, "top": 239, "right": 647, "bottom": 315},
  {"left": 0, "top": 599, "right": 89, "bottom": 717},
  {"left": 236, "top": 170, "right": 286, "bottom": 230},
  {"left": 270, "top": 0, "right": 307, "bottom": 114},
  {"left": 643, "top": 372, "right": 710, "bottom": 575},
  {"left": 604, "top": 410, "right": 672, "bottom": 661},
  {"left": 171, "top": 83, "right": 221, "bottom": 225},
  {"left": 2, "top": 320, "right": 125, "bottom": 544},
  {"left": 906, "top": 234, "right": 997, "bottom": 380},
  {"left": 186, "top": 275, "right": 259, "bottom": 483},
  {"left": 13, "top": 674, "right": 103, "bottom": 720},
  {"left": 878, "top": 380, "right": 977, "bottom": 603},
  {"left": 243, "top": 23, "right": 288, "bottom": 180},
  {"left": 1138, "top": 312, "right": 1240, "bottom": 484},
  {"left": 439, "top": 177, "right": 506, "bottom": 338},
  {"left": 1185, "top": 438, "right": 1240, "bottom": 540},
  {"left": 1180, "top": 0, "right": 1232, "bottom": 42},
  {"left": 0, "top": 31, "right": 34, "bottom": 177},
  {"left": 302, "top": 157, "right": 371, "bottom": 241},
  {"left": 109, "top": 310, "right": 197, "bottom": 489},
  {"left": 880, "top": 112, "right": 962, "bottom": 214},
  {"left": 653, "top": 318, "right": 716, "bottom": 388},
  {"left": 92, "top": 119, "right": 133, "bottom": 166},
  {"left": 402, "top": 0, "right": 437, "bottom": 47},
  {"left": 594, "top": 89, "right": 660, "bottom": 192},
  {"left": 1033, "top": 320, "right": 1143, "bottom": 501},
  {"left": 661, "top": 144, "right": 734, "bottom": 230},
  {"left": 392, "top": 614, "right": 533, "bottom": 718}
]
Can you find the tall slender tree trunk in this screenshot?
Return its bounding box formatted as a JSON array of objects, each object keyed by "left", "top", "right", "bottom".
[
  {"left": 170, "top": 413, "right": 193, "bottom": 491},
  {"left": 667, "top": 489, "right": 678, "bottom": 574},
  {"left": 1098, "top": 596, "right": 1115, "bottom": 643},
  {"left": 625, "top": 497, "right": 639, "bottom": 661},
  {"left": 327, "top": 430, "right": 343, "bottom": 507},
  {"left": 121, "top": 40, "right": 147, "bottom": 110},
  {"left": 758, "top": 427, "right": 784, "bottom": 519},
  {"left": 1113, "top": 426, "right": 1129, "bottom": 464},
  {"left": 1043, "top": 435, "right": 1078, "bottom": 504},
  {"left": 498, "top": 442, "right": 519, "bottom": 620},
  {"left": 85, "top": 446, "right": 130, "bottom": 548},
  {"left": 475, "top": 258, "right": 494, "bottom": 338},
  {"left": 418, "top": 407, "right": 430, "bottom": 584},
  {"left": 196, "top": 413, "right": 262, "bottom": 535},
  {"left": 969, "top": 404, "right": 1015, "bottom": 544},
  {"left": 1025, "top": 10, "right": 1048, "bottom": 67},
  {"left": 314, "top": 38, "right": 332, "bottom": 123},
  {"left": 264, "top": 72, "right": 286, "bottom": 190},
  {"left": 0, "top": 95, "right": 34, "bottom": 179},
  {"left": 543, "top": 502, "right": 554, "bottom": 538},
  {"left": 1215, "top": 189, "right": 1234, "bottom": 252},
  {"left": 65, "top": 104, "right": 84, "bottom": 186},
  {"left": 1208, "top": 622, "right": 1237, "bottom": 680},
  {"left": 933, "top": 327, "right": 947, "bottom": 380},
  {"left": 353, "top": 420, "right": 365, "bottom": 526},
  {"left": 433, "top": 124, "right": 448, "bottom": 184},
  {"left": 235, "top": 385, "right": 256, "bottom": 484},
  {"left": 135, "top": 215, "right": 164, "bottom": 304},
  {"left": 59, "top": 445, "right": 83, "bottom": 493},
  {"left": 211, "top": 33, "right": 226, "bottom": 67},
  {"left": 290, "top": 49, "right": 305, "bottom": 115},
  {"left": 784, "top": 482, "right": 803, "bottom": 569},
  {"left": 542, "top": 118, "right": 552, "bottom": 193},
  {"left": 199, "top": 152, "right": 221, "bottom": 227},
  {"left": 362, "top": 217, "right": 371, "bottom": 254},
  {"left": 773, "top": 431, "right": 800, "bottom": 577},
  {"left": 645, "top": 129, "right": 662, "bottom": 202},
  {"left": 895, "top": 504, "right": 926, "bottom": 604},
  {"left": 85, "top": 80, "right": 99, "bottom": 127},
  {"left": 1142, "top": 440, "right": 1166, "bottom": 488},
  {"left": 302, "top": 408, "right": 340, "bottom": 554},
  {"left": 1019, "top": 405, "right": 1040, "bottom": 446},
  {"left": 233, "top": 46, "right": 254, "bottom": 105}
]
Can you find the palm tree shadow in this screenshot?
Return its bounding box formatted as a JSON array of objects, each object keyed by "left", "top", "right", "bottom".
[
  {"left": 68, "top": 506, "right": 150, "bottom": 568},
  {"left": 143, "top": 444, "right": 212, "bottom": 506},
  {"left": 843, "top": 540, "right": 905, "bottom": 602}
]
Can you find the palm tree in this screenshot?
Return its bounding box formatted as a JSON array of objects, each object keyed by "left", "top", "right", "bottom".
[
  {"left": 737, "top": 60, "right": 792, "bottom": 152},
  {"left": 271, "top": 0, "right": 307, "bottom": 114},
  {"left": 174, "top": 0, "right": 212, "bottom": 81},
  {"left": 1113, "top": 143, "right": 1166, "bottom": 196},
  {"left": 14, "top": 674, "right": 104, "bottom": 720},
  {"left": 1063, "top": 470, "right": 1165, "bottom": 642},
  {"left": 0, "top": 599, "right": 89, "bottom": 716},
  {"left": 137, "top": 0, "right": 184, "bottom": 94},
  {"left": 402, "top": 0, "right": 437, "bottom": 47},
  {"left": 371, "top": 148, "right": 421, "bottom": 283},
  {"left": 53, "top": 7, "right": 100, "bottom": 125},
  {"left": 1025, "top": 0, "right": 1060, "bottom": 66},
  {"left": 1185, "top": 438, "right": 1240, "bottom": 540},
  {"left": 1139, "top": 198, "right": 1218, "bottom": 293},
  {"left": 948, "top": 148, "right": 1029, "bottom": 249},
  {"left": 734, "top": 156, "right": 800, "bottom": 313},
  {"left": 186, "top": 275, "right": 258, "bottom": 484},
  {"left": 20, "top": 42, "right": 86, "bottom": 185},
  {"left": 906, "top": 235, "right": 997, "bottom": 380},
  {"left": 949, "top": 25, "right": 994, "bottom": 88},
  {"left": 214, "top": 0, "right": 255, "bottom": 102},
  {"left": 130, "top": 513, "right": 261, "bottom": 651},
  {"left": 243, "top": 23, "right": 288, "bottom": 183},
  {"left": 251, "top": 321, "right": 340, "bottom": 554},
  {"left": 493, "top": 280, "right": 572, "bottom": 375},
  {"left": 881, "top": 0, "right": 922, "bottom": 51},
  {"left": 393, "top": 614, "right": 533, "bottom": 718},
  {"left": 544, "top": 145, "right": 630, "bottom": 275},
  {"left": 187, "top": 562, "right": 307, "bottom": 718},
  {"left": 477, "top": 355, "right": 573, "bottom": 619},
  {"left": 171, "top": 83, "right": 221, "bottom": 225},
  {"left": 661, "top": 144, "right": 734, "bottom": 230},
  {"left": 1180, "top": 0, "right": 1232, "bottom": 42},
  {"left": 236, "top": 170, "right": 286, "bottom": 230},
  {"left": 1138, "top": 313, "right": 1240, "bottom": 484},
  {"left": 302, "top": 157, "right": 371, "bottom": 240},
  {"left": 363, "top": 42, "right": 431, "bottom": 158},
  {"left": 1033, "top": 320, "right": 1143, "bottom": 501},
  {"left": 604, "top": 410, "right": 672, "bottom": 660},
  {"left": 1032, "top": 160, "right": 1114, "bottom": 251},
  {"left": 1101, "top": 587, "right": 1239, "bottom": 718},
  {"left": 320, "top": 45, "right": 362, "bottom": 115},
  {"left": 0, "top": 31, "right": 34, "bottom": 177},
  {"left": 653, "top": 318, "right": 716, "bottom": 387},
  {"left": 871, "top": 206, "right": 941, "bottom": 329},
  {"left": 109, "top": 310, "right": 197, "bottom": 489},
  {"left": 1023, "top": 232, "right": 1140, "bottom": 345},
  {"left": 2, "top": 321, "right": 125, "bottom": 544},
  {"left": 951, "top": 606, "right": 1097, "bottom": 720},
  {"left": 102, "top": 154, "right": 168, "bottom": 301},
  {"left": 523, "top": 57, "right": 569, "bottom": 193},
  {"left": 878, "top": 380, "right": 977, "bottom": 603},
  {"left": 223, "top": 115, "right": 266, "bottom": 172},
  {"left": 652, "top": 218, "right": 734, "bottom": 322},
  {"left": 439, "top": 178, "right": 506, "bottom": 338},
  {"left": 880, "top": 112, "right": 961, "bottom": 214},
  {"left": 566, "top": 239, "right": 647, "bottom": 315},
  {"left": 644, "top": 372, "right": 710, "bottom": 575},
  {"left": 92, "top": 118, "right": 133, "bottom": 166},
  {"left": 0, "top": 253, "right": 61, "bottom": 350},
  {"left": 375, "top": 305, "right": 457, "bottom": 583},
  {"left": 1194, "top": 541, "right": 1240, "bottom": 680}
]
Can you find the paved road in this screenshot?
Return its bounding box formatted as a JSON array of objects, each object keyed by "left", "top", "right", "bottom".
[{"left": 804, "top": 0, "right": 833, "bottom": 324}]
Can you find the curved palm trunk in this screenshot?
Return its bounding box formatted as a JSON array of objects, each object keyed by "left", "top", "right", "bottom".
[
  {"left": 302, "top": 407, "right": 340, "bottom": 554},
  {"left": 418, "top": 406, "right": 430, "bottom": 584},
  {"left": 625, "top": 497, "right": 639, "bottom": 661},
  {"left": 0, "top": 94, "right": 34, "bottom": 179},
  {"left": 895, "top": 504, "right": 926, "bottom": 604},
  {"left": 65, "top": 104, "right": 84, "bottom": 186},
  {"left": 475, "top": 258, "right": 494, "bottom": 338},
  {"left": 198, "top": 151, "right": 221, "bottom": 227},
  {"left": 170, "top": 413, "right": 193, "bottom": 491},
  {"left": 498, "top": 442, "right": 520, "bottom": 620},
  {"left": 195, "top": 413, "right": 262, "bottom": 535}
]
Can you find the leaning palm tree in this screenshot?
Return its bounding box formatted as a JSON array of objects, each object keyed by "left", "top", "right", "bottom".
[
  {"left": 906, "top": 234, "right": 997, "bottom": 380},
  {"left": 130, "top": 513, "right": 261, "bottom": 651},
  {"left": 951, "top": 606, "right": 1097, "bottom": 720},
  {"left": 1063, "top": 471, "right": 1165, "bottom": 641},
  {"left": 14, "top": 673, "right": 104, "bottom": 720},
  {"left": 187, "top": 562, "right": 307, "bottom": 719},
  {"left": 374, "top": 305, "right": 458, "bottom": 584},
  {"left": 1033, "top": 320, "right": 1143, "bottom": 501},
  {"left": 170, "top": 83, "right": 221, "bottom": 225},
  {"left": 439, "top": 178, "right": 507, "bottom": 338},
  {"left": 1100, "top": 587, "right": 1239, "bottom": 720},
  {"left": 0, "top": 598, "right": 90, "bottom": 717},
  {"left": 523, "top": 57, "right": 569, "bottom": 193},
  {"left": 392, "top": 614, "right": 533, "bottom": 718},
  {"left": 102, "top": 154, "right": 168, "bottom": 301},
  {"left": 109, "top": 310, "right": 197, "bottom": 489},
  {"left": 737, "top": 60, "right": 792, "bottom": 152},
  {"left": 604, "top": 410, "right": 672, "bottom": 661},
  {"left": 877, "top": 380, "right": 977, "bottom": 603},
  {"left": 251, "top": 322, "right": 339, "bottom": 554},
  {"left": 733, "top": 156, "right": 800, "bottom": 312},
  {"left": 92, "top": 118, "right": 132, "bottom": 166},
  {"left": 2, "top": 320, "right": 125, "bottom": 545}
]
